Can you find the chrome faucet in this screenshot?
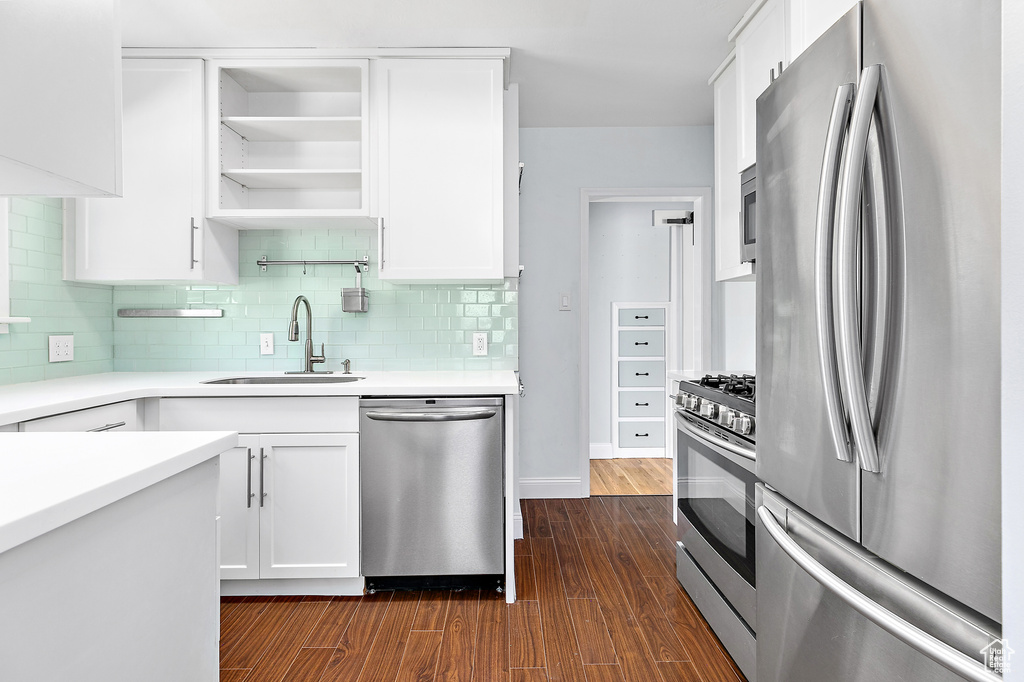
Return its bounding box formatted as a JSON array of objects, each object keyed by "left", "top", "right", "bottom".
[{"left": 287, "top": 295, "right": 328, "bottom": 374}]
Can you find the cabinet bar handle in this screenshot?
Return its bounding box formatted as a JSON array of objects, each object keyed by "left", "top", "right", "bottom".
[
  {"left": 87, "top": 421, "right": 126, "bottom": 432},
  {"left": 259, "top": 448, "right": 267, "bottom": 507},
  {"left": 190, "top": 218, "right": 199, "bottom": 270},
  {"left": 634, "top": 341, "right": 649, "bottom": 346},
  {"left": 246, "top": 448, "right": 254, "bottom": 509},
  {"left": 636, "top": 433, "right": 649, "bottom": 437},
  {"left": 379, "top": 217, "right": 386, "bottom": 271},
  {"left": 636, "top": 372, "right": 649, "bottom": 376},
  {"left": 635, "top": 315, "right": 648, "bottom": 319},
  {"left": 635, "top": 402, "right": 649, "bottom": 407}
]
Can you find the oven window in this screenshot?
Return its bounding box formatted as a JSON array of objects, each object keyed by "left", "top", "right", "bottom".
[{"left": 677, "top": 422, "right": 757, "bottom": 587}]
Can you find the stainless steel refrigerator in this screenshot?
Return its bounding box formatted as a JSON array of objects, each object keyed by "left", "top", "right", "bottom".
[{"left": 755, "top": 1, "right": 1003, "bottom": 680}]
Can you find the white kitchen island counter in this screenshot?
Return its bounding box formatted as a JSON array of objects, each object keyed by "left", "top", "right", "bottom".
[{"left": 0, "top": 431, "right": 236, "bottom": 682}]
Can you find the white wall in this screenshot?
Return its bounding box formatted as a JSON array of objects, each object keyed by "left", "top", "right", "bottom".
[
  {"left": 518, "top": 126, "right": 714, "bottom": 486},
  {"left": 587, "top": 201, "right": 674, "bottom": 446},
  {"left": 1003, "top": 3, "right": 1023, "bottom": 677},
  {"left": 712, "top": 280, "right": 756, "bottom": 372}
]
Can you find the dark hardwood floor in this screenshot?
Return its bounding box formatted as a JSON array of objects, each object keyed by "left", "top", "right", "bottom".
[{"left": 220, "top": 496, "right": 747, "bottom": 682}]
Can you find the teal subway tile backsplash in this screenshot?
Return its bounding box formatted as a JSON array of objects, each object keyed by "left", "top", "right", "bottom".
[
  {"left": 2, "top": 206, "right": 516, "bottom": 385},
  {"left": 112, "top": 228, "right": 518, "bottom": 373},
  {"left": 0, "top": 198, "right": 114, "bottom": 385}
]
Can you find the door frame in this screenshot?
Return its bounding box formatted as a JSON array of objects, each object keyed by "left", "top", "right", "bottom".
[{"left": 579, "top": 187, "right": 712, "bottom": 497}]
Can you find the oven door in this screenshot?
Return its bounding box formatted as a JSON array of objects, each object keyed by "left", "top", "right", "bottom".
[{"left": 675, "top": 409, "right": 757, "bottom": 629}]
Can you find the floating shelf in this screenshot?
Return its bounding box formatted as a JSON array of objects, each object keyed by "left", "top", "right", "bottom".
[
  {"left": 221, "top": 116, "right": 362, "bottom": 142},
  {"left": 221, "top": 169, "right": 362, "bottom": 190}
]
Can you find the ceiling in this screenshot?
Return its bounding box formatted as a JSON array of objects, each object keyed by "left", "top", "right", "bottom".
[{"left": 120, "top": 0, "right": 751, "bottom": 128}]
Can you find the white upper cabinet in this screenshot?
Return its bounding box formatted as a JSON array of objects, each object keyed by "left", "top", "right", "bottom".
[
  {"left": 734, "top": 0, "right": 786, "bottom": 171},
  {"left": 374, "top": 59, "right": 504, "bottom": 282},
  {"left": 207, "top": 59, "right": 370, "bottom": 228},
  {"left": 786, "top": 0, "right": 858, "bottom": 63},
  {"left": 711, "top": 57, "right": 754, "bottom": 282},
  {"left": 0, "top": 0, "right": 122, "bottom": 197},
  {"left": 65, "top": 59, "right": 238, "bottom": 284}
]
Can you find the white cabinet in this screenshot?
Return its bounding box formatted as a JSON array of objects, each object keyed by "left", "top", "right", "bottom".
[
  {"left": 159, "top": 397, "right": 360, "bottom": 581},
  {"left": 207, "top": 59, "right": 370, "bottom": 228},
  {"left": 612, "top": 303, "right": 667, "bottom": 458},
  {"left": 18, "top": 400, "right": 140, "bottom": 432},
  {"left": 66, "top": 59, "right": 238, "bottom": 285},
  {"left": 734, "top": 0, "right": 786, "bottom": 170},
  {"left": 711, "top": 57, "right": 754, "bottom": 282},
  {"left": 0, "top": 0, "right": 121, "bottom": 197},
  {"left": 374, "top": 59, "right": 504, "bottom": 281},
  {"left": 786, "top": 0, "right": 858, "bottom": 62}
]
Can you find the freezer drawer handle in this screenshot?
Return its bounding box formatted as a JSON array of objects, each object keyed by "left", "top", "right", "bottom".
[
  {"left": 364, "top": 409, "right": 497, "bottom": 422},
  {"left": 757, "top": 506, "right": 1001, "bottom": 682}
]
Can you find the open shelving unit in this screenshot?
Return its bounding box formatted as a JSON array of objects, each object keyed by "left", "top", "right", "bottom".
[{"left": 207, "top": 59, "right": 370, "bottom": 228}]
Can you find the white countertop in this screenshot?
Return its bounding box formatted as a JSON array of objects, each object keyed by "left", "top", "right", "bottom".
[
  {"left": 0, "top": 431, "right": 237, "bottom": 554},
  {"left": 0, "top": 370, "right": 519, "bottom": 426}
]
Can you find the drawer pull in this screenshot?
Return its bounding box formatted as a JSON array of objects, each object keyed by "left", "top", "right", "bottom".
[
  {"left": 636, "top": 372, "right": 649, "bottom": 377},
  {"left": 634, "top": 341, "right": 649, "bottom": 346},
  {"left": 635, "top": 315, "right": 648, "bottom": 320},
  {"left": 635, "top": 402, "right": 649, "bottom": 407},
  {"left": 636, "top": 433, "right": 649, "bottom": 438},
  {"left": 87, "top": 421, "right": 126, "bottom": 432}
]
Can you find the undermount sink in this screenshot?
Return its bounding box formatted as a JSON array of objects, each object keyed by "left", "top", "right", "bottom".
[{"left": 203, "top": 375, "right": 364, "bottom": 385}]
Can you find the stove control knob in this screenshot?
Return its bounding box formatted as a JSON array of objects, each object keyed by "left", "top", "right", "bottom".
[
  {"left": 717, "top": 409, "right": 735, "bottom": 428},
  {"left": 699, "top": 401, "right": 719, "bottom": 420},
  {"left": 734, "top": 415, "right": 755, "bottom": 435},
  {"left": 684, "top": 394, "right": 700, "bottom": 411}
]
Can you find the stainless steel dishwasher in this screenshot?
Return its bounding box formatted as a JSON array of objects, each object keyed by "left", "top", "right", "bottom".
[{"left": 359, "top": 397, "right": 504, "bottom": 588}]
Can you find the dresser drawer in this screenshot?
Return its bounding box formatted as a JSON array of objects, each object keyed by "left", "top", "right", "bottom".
[
  {"left": 618, "top": 307, "right": 665, "bottom": 327},
  {"left": 618, "top": 421, "right": 666, "bottom": 448},
  {"left": 619, "top": 330, "right": 665, "bottom": 357},
  {"left": 618, "top": 390, "right": 665, "bottom": 417},
  {"left": 618, "top": 360, "right": 665, "bottom": 387}
]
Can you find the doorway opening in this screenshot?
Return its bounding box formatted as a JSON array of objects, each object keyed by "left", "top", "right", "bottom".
[{"left": 579, "top": 188, "right": 711, "bottom": 497}]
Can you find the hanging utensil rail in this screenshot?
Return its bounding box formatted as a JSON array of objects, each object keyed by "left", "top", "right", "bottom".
[{"left": 257, "top": 256, "right": 369, "bottom": 274}]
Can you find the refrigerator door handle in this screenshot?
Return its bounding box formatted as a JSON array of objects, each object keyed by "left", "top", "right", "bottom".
[
  {"left": 758, "top": 505, "right": 1001, "bottom": 682},
  {"left": 834, "top": 64, "right": 882, "bottom": 473},
  {"left": 815, "top": 82, "right": 856, "bottom": 464}
]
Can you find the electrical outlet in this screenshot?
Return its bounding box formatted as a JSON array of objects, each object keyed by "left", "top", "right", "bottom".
[
  {"left": 260, "top": 333, "right": 274, "bottom": 355},
  {"left": 48, "top": 335, "right": 73, "bottom": 362},
  {"left": 472, "top": 332, "right": 488, "bottom": 356}
]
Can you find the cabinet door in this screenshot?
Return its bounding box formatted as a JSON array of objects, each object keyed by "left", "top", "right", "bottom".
[
  {"left": 713, "top": 60, "right": 754, "bottom": 282},
  {"left": 375, "top": 59, "right": 504, "bottom": 281},
  {"left": 18, "top": 400, "right": 139, "bottom": 432},
  {"left": 68, "top": 59, "right": 238, "bottom": 284},
  {"left": 219, "top": 434, "right": 260, "bottom": 580},
  {"left": 259, "top": 433, "right": 359, "bottom": 579},
  {"left": 0, "top": 0, "right": 121, "bottom": 196},
  {"left": 786, "top": 0, "right": 858, "bottom": 62},
  {"left": 735, "top": 0, "right": 785, "bottom": 170}
]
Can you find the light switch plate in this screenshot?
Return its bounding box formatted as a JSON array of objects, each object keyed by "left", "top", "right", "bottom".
[
  {"left": 559, "top": 293, "right": 572, "bottom": 311},
  {"left": 48, "top": 334, "right": 73, "bottom": 362},
  {"left": 472, "top": 332, "right": 488, "bottom": 356},
  {"left": 260, "top": 333, "right": 274, "bottom": 355}
]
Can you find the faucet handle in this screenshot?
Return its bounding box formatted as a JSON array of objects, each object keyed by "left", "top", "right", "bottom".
[{"left": 312, "top": 342, "right": 326, "bottom": 364}]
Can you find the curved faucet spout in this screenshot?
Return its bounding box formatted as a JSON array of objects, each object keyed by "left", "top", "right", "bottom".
[{"left": 288, "top": 295, "right": 325, "bottom": 373}]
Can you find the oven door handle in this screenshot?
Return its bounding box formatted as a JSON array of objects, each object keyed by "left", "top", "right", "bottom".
[{"left": 675, "top": 412, "right": 755, "bottom": 462}]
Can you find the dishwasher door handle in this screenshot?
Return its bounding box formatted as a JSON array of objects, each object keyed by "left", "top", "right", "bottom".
[{"left": 364, "top": 409, "right": 497, "bottom": 422}]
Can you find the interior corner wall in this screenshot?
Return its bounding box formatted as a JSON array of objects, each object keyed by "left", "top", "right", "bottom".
[{"left": 518, "top": 126, "right": 713, "bottom": 490}]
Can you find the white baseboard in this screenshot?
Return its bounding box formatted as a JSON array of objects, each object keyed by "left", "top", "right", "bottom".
[
  {"left": 519, "top": 477, "right": 584, "bottom": 499},
  {"left": 513, "top": 510, "right": 524, "bottom": 539},
  {"left": 589, "top": 442, "right": 613, "bottom": 459}
]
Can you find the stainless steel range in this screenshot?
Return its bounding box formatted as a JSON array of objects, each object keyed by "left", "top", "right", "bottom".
[{"left": 672, "top": 373, "right": 757, "bottom": 681}]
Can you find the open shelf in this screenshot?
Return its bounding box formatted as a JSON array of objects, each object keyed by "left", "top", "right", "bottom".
[
  {"left": 221, "top": 116, "right": 362, "bottom": 142},
  {"left": 221, "top": 169, "right": 362, "bottom": 190}
]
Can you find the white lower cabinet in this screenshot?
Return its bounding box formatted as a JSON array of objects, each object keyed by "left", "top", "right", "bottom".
[
  {"left": 18, "top": 400, "right": 140, "bottom": 432},
  {"left": 220, "top": 432, "right": 359, "bottom": 580}
]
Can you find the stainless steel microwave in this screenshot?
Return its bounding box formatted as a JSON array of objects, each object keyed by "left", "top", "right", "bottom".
[{"left": 740, "top": 164, "right": 756, "bottom": 263}]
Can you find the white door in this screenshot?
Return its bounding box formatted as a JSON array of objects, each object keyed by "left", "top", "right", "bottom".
[
  {"left": 74, "top": 59, "right": 204, "bottom": 281},
  {"left": 374, "top": 59, "right": 504, "bottom": 281},
  {"left": 218, "top": 434, "right": 260, "bottom": 580},
  {"left": 259, "top": 433, "right": 359, "bottom": 579}
]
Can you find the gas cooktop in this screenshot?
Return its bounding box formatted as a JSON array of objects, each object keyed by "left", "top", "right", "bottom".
[{"left": 676, "top": 373, "right": 756, "bottom": 439}]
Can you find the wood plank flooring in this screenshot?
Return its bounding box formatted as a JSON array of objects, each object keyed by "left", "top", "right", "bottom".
[
  {"left": 219, "top": 496, "right": 745, "bottom": 682},
  {"left": 590, "top": 458, "right": 672, "bottom": 496}
]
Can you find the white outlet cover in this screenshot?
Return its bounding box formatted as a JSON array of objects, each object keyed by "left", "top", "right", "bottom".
[
  {"left": 48, "top": 334, "right": 73, "bottom": 362},
  {"left": 472, "top": 332, "right": 488, "bottom": 356},
  {"left": 260, "top": 333, "right": 274, "bottom": 355}
]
